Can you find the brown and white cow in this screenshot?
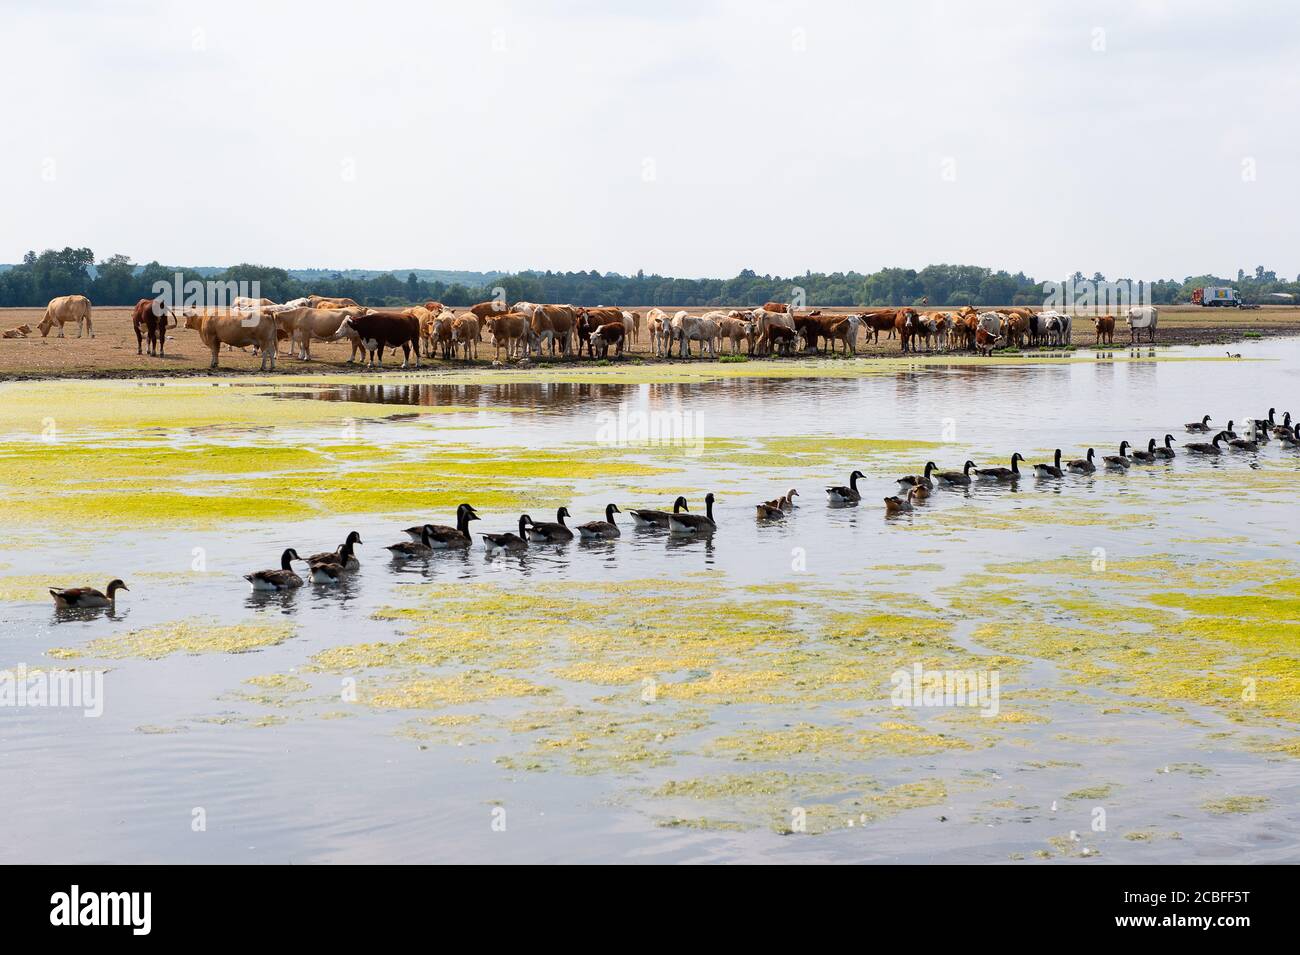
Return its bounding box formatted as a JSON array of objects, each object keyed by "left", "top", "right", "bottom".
[
  {"left": 589, "top": 322, "right": 626, "bottom": 358},
  {"left": 337, "top": 312, "right": 421, "bottom": 369}
]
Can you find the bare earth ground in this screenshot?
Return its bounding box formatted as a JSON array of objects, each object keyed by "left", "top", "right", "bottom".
[{"left": 1, "top": 304, "right": 1297, "bottom": 380}]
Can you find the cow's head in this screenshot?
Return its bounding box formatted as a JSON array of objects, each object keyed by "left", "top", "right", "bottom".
[
  {"left": 184, "top": 314, "right": 202, "bottom": 331},
  {"left": 36, "top": 315, "right": 55, "bottom": 336}
]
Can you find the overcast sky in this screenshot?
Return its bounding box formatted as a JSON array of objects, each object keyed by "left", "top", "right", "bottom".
[{"left": 3, "top": 0, "right": 1296, "bottom": 280}]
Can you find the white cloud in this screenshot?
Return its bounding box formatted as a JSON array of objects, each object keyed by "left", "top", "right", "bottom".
[{"left": 1, "top": 0, "right": 1295, "bottom": 280}]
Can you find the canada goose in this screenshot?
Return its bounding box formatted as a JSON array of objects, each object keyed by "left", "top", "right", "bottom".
[
  {"left": 422, "top": 504, "right": 480, "bottom": 549},
  {"left": 244, "top": 549, "right": 304, "bottom": 590},
  {"left": 578, "top": 504, "right": 622, "bottom": 539},
  {"left": 1131, "top": 440, "right": 1157, "bottom": 464},
  {"left": 935, "top": 460, "right": 976, "bottom": 485},
  {"left": 528, "top": 507, "right": 575, "bottom": 542},
  {"left": 668, "top": 492, "right": 716, "bottom": 535},
  {"left": 309, "top": 560, "right": 346, "bottom": 585},
  {"left": 1185, "top": 432, "right": 1228, "bottom": 455},
  {"left": 629, "top": 496, "right": 689, "bottom": 529},
  {"left": 826, "top": 470, "right": 865, "bottom": 504},
  {"left": 896, "top": 461, "right": 937, "bottom": 489},
  {"left": 386, "top": 525, "right": 435, "bottom": 559},
  {"left": 778, "top": 488, "right": 799, "bottom": 510},
  {"left": 1223, "top": 420, "right": 1239, "bottom": 439},
  {"left": 1153, "top": 434, "right": 1176, "bottom": 459},
  {"left": 1103, "top": 441, "right": 1131, "bottom": 469},
  {"left": 482, "top": 515, "right": 531, "bottom": 552},
  {"left": 50, "top": 579, "right": 128, "bottom": 609},
  {"left": 1227, "top": 352, "right": 1242, "bottom": 359},
  {"left": 307, "top": 531, "right": 362, "bottom": 571},
  {"left": 1066, "top": 448, "right": 1096, "bottom": 473},
  {"left": 883, "top": 486, "right": 926, "bottom": 515},
  {"left": 1228, "top": 432, "right": 1259, "bottom": 452},
  {"left": 1271, "top": 411, "right": 1293, "bottom": 438},
  {"left": 1033, "top": 449, "right": 1064, "bottom": 478},
  {"left": 975, "top": 453, "right": 1023, "bottom": 482},
  {"left": 1185, "top": 414, "right": 1212, "bottom": 433},
  {"left": 756, "top": 500, "right": 786, "bottom": 520},
  {"left": 403, "top": 504, "right": 478, "bottom": 544},
  {"left": 1278, "top": 423, "right": 1300, "bottom": 447}
]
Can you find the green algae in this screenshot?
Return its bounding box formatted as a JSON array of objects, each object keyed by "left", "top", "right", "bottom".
[
  {"left": 50, "top": 619, "right": 294, "bottom": 660},
  {"left": 1201, "top": 795, "right": 1270, "bottom": 815}
]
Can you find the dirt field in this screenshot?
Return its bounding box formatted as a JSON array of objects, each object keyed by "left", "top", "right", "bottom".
[{"left": 1, "top": 304, "right": 1297, "bottom": 380}]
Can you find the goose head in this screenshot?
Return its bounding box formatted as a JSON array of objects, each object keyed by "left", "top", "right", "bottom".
[
  {"left": 556, "top": 506, "right": 571, "bottom": 524},
  {"left": 106, "top": 579, "right": 129, "bottom": 597},
  {"left": 344, "top": 531, "right": 363, "bottom": 547},
  {"left": 673, "top": 496, "right": 689, "bottom": 513}
]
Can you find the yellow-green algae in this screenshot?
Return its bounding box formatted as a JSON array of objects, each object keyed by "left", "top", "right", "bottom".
[
  {"left": 1201, "top": 795, "right": 1270, "bottom": 815},
  {"left": 50, "top": 618, "right": 294, "bottom": 660}
]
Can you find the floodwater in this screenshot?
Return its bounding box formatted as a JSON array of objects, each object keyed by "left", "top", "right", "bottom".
[{"left": 1, "top": 341, "right": 1298, "bottom": 863}]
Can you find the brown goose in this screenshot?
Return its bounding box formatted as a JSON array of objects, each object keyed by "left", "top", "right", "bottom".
[
  {"left": 1102, "top": 442, "right": 1131, "bottom": 469},
  {"left": 826, "top": 470, "right": 865, "bottom": 504},
  {"left": 1033, "top": 449, "right": 1064, "bottom": 478},
  {"left": 245, "top": 549, "right": 304, "bottom": 590},
  {"left": 1066, "top": 448, "right": 1096, "bottom": 473},
  {"left": 896, "top": 461, "right": 938, "bottom": 489},
  {"left": 975, "top": 453, "right": 1024, "bottom": 481},
  {"left": 668, "top": 492, "right": 716, "bottom": 535},
  {"left": 50, "top": 579, "right": 129, "bottom": 609},
  {"left": 482, "top": 515, "right": 531, "bottom": 552},
  {"left": 1185, "top": 431, "right": 1228, "bottom": 455},
  {"left": 935, "top": 460, "right": 976, "bottom": 485},
  {"left": 308, "top": 531, "right": 362, "bottom": 571},
  {"left": 1153, "top": 435, "right": 1176, "bottom": 459},
  {"left": 1185, "top": 414, "right": 1212, "bottom": 433},
  {"left": 527, "top": 507, "right": 575, "bottom": 543},
  {"left": 577, "top": 504, "right": 622, "bottom": 539},
  {"left": 628, "top": 496, "right": 689, "bottom": 529},
  {"left": 387, "top": 525, "right": 435, "bottom": 559},
  {"left": 403, "top": 504, "right": 478, "bottom": 544}
]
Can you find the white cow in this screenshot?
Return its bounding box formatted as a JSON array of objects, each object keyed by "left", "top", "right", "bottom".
[
  {"left": 1126, "top": 306, "right": 1158, "bottom": 344},
  {"left": 671, "top": 311, "right": 719, "bottom": 358},
  {"left": 647, "top": 308, "right": 673, "bottom": 357}
]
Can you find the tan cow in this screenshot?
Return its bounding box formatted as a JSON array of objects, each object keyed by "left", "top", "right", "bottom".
[
  {"left": 431, "top": 310, "right": 456, "bottom": 360},
  {"left": 671, "top": 311, "right": 720, "bottom": 358},
  {"left": 232, "top": 296, "right": 276, "bottom": 309},
  {"left": 308, "top": 295, "right": 360, "bottom": 309},
  {"left": 37, "top": 295, "right": 93, "bottom": 338},
  {"left": 752, "top": 308, "right": 795, "bottom": 355},
  {"left": 485, "top": 313, "right": 528, "bottom": 360},
  {"left": 287, "top": 306, "right": 366, "bottom": 360},
  {"left": 452, "top": 314, "right": 480, "bottom": 360},
  {"left": 645, "top": 308, "right": 673, "bottom": 357},
  {"left": 717, "top": 314, "right": 756, "bottom": 355},
  {"left": 186, "top": 310, "right": 277, "bottom": 370},
  {"left": 622, "top": 310, "right": 641, "bottom": 343},
  {"left": 2, "top": 324, "right": 32, "bottom": 339},
  {"left": 528, "top": 305, "right": 577, "bottom": 356}
]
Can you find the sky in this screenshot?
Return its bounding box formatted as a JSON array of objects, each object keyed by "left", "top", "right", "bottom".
[{"left": 2, "top": 0, "right": 1297, "bottom": 280}]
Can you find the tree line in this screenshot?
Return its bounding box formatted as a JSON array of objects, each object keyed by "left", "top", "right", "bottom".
[{"left": 3, "top": 247, "right": 1298, "bottom": 310}]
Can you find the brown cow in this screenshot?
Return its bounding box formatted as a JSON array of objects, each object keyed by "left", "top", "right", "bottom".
[
  {"left": 577, "top": 307, "right": 624, "bottom": 356},
  {"left": 765, "top": 324, "right": 797, "bottom": 356},
  {"left": 131, "top": 297, "right": 177, "bottom": 356},
  {"left": 337, "top": 312, "right": 421, "bottom": 368},
  {"left": 894, "top": 308, "right": 919, "bottom": 352},
  {"left": 185, "top": 310, "right": 277, "bottom": 370},
  {"left": 859, "top": 309, "right": 899, "bottom": 343},
  {"left": 761, "top": 301, "right": 790, "bottom": 313},
  {"left": 2, "top": 324, "right": 32, "bottom": 339},
  {"left": 452, "top": 315, "right": 480, "bottom": 360},
  {"left": 589, "top": 322, "right": 625, "bottom": 358},
  {"left": 532, "top": 305, "right": 577, "bottom": 357},
  {"left": 485, "top": 313, "right": 528, "bottom": 361},
  {"left": 1094, "top": 315, "right": 1115, "bottom": 345}
]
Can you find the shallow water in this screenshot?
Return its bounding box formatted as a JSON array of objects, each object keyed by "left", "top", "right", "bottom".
[{"left": 1, "top": 341, "right": 1298, "bottom": 863}]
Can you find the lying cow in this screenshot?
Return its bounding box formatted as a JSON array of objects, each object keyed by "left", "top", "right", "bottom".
[
  {"left": 185, "top": 309, "right": 277, "bottom": 370},
  {"left": 131, "top": 297, "right": 177, "bottom": 356},
  {"left": 2, "top": 324, "right": 33, "bottom": 339},
  {"left": 338, "top": 312, "right": 420, "bottom": 368}
]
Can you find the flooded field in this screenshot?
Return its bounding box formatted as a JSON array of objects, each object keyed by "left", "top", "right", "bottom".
[{"left": 1, "top": 342, "right": 1298, "bottom": 863}]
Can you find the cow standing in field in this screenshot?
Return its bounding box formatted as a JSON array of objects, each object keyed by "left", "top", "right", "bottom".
[
  {"left": 1126, "top": 306, "right": 1158, "bottom": 344},
  {"left": 859, "top": 309, "right": 898, "bottom": 344},
  {"left": 484, "top": 313, "right": 529, "bottom": 361},
  {"left": 287, "top": 306, "right": 366, "bottom": 360},
  {"left": 894, "top": 308, "right": 919, "bottom": 353},
  {"left": 337, "top": 312, "right": 421, "bottom": 368},
  {"left": 37, "top": 295, "right": 93, "bottom": 338},
  {"left": 589, "top": 322, "right": 626, "bottom": 358},
  {"left": 131, "top": 297, "right": 177, "bottom": 356},
  {"left": 185, "top": 310, "right": 278, "bottom": 370},
  {"left": 452, "top": 314, "right": 480, "bottom": 360},
  {"left": 1093, "top": 315, "right": 1115, "bottom": 345}
]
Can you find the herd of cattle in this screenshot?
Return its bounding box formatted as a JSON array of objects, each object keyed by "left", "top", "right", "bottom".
[{"left": 7, "top": 293, "right": 1161, "bottom": 370}]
